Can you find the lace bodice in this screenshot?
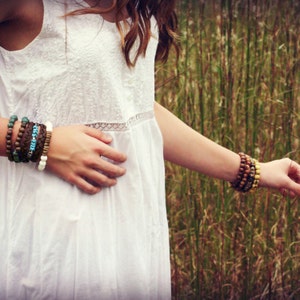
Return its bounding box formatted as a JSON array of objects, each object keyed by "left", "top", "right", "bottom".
[{"left": 0, "top": 0, "right": 158, "bottom": 126}]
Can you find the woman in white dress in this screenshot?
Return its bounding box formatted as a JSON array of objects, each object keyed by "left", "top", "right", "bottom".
[{"left": 0, "top": 0, "right": 300, "bottom": 299}]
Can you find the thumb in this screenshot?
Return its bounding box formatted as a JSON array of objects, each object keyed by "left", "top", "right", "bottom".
[
  {"left": 284, "top": 159, "right": 300, "bottom": 196},
  {"left": 285, "top": 178, "right": 300, "bottom": 196}
]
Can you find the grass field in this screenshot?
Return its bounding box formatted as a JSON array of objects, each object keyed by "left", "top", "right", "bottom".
[{"left": 155, "top": 0, "right": 300, "bottom": 298}]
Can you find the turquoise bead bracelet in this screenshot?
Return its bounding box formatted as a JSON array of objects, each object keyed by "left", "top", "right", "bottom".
[{"left": 13, "top": 116, "right": 30, "bottom": 163}]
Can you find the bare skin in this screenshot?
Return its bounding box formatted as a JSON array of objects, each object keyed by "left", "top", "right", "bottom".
[
  {"left": 1, "top": 0, "right": 300, "bottom": 196},
  {"left": 0, "top": 0, "right": 43, "bottom": 50},
  {"left": 0, "top": 0, "right": 120, "bottom": 50}
]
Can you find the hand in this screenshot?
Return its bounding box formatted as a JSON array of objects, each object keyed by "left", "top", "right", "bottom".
[
  {"left": 259, "top": 158, "right": 300, "bottom": 197},
  {"left": 46, "top": 125, "right": 127, "bottom": 195}
]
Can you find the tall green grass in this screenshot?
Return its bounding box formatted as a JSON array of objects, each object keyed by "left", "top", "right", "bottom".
[{"left": 155, "top": 0, "right": 300, "bottom": 298}]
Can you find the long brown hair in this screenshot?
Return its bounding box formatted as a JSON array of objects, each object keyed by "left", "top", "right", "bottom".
[{"left": 68, "top": 0, "right": 179, "bottom": 67}]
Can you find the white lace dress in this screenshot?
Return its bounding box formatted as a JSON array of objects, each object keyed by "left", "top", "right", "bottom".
[{"left": 0, "top": 1, "right": 171, "bottom": 299}]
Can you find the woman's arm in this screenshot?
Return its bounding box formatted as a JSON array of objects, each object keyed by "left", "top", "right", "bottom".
[
  {"left": 154, "top": 102, "right": 240, "bottom": 182},
  {"left": 154, "top": 102, "right": 300, "bottom": 196},
  {"left": 0, "top": 117, "right": 127, "bottom": 194}
]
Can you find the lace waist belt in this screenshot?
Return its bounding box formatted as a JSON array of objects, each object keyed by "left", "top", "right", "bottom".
[{"left": 86, "top": 111, "right": 154, "bottom": 132}]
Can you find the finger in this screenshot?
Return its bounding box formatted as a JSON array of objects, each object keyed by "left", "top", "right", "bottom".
[
  {"left": 280, "top": 188, "right": 286, "bottom": 196},
  {"left": 289, "top": 160, "right": 300, "bottom": 183},
  {"left": 71, "top": 175, "right": 102, "bottom": 195},
  {"left": 93, "top": 158, "right": 126, "bottom": 177},
  {"left": 288, "top": 191, "right": 296, "bottom": 198},
  {"left": 280, "top": 188, "right": 296, "bottom": 198},
  {"left": 82, "top": 155, "right": 126, "bottom": 177},
  {"left": 285, "top": 179, "right": 300, "bottom": 197},
  {"left": 83, "top": 126, "right": 113, "bottom": 144},
  {"left": 98, "top": 143, "right": 127, "bottom": 163},
  {"left": 81, "top": 169, "right": 118, "bottom": 188},
  {"left": 82, "top": 128, "right": 127, "bottom": 162}
]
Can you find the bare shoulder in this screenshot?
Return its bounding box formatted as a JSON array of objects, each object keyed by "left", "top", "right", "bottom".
[{"left": 0, "top": 0, "right": 43, "bottom": 50}]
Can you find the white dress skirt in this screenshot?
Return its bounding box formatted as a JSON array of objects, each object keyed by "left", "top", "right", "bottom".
[{"left": 0, "top": 0, "right": 171, "bottom": 299}]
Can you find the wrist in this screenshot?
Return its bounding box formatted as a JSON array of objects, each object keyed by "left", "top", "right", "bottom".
[
  {"left": 230, "top": 152, "right": 261, "bottom": 193},
  {"left": 1, "top": 115, "right": 53, "bottom": 170}
]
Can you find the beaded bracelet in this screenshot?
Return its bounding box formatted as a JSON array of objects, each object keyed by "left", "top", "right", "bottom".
[
  {"left": 6, "top": 115, "right": 18, "bottom": 161},
  {"left": 27, "top": 123, "right": 40, "bottom": 161},
  {"left": 31, "top": 124, "right": 47, "bottom": 163},
  {"left": 231, "top": 152, "right": 261, "bottom": 193},
  {"left": 240, "top": 157, "right": 256, "bottom": 193},
  {"left": 13, "top": 117, "right": 30, "bottom": 163},
  {"left": 38, "top": 121, "right": 53, "bottom": 171},
  {"left": 20, "top": 122, "right": 34, "bottom": 163},
  {"left": 250, "top": 159, "right": 260, "bottom": 192},
  {"left": 230, "top": 152, "right": 247, "bottom": 189},
  {"left": 19, "top": 122, "right": 35, "bottom": 163},
  {"left": 231, "top": 152, "right": 250, "bottom": 190}
]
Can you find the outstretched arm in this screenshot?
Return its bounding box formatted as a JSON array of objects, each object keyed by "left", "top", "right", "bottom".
[{"left": 154, "top": 102, "right": 300, "bottom": 197}]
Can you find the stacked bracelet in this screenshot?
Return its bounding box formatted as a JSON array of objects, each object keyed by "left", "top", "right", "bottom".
[
  {"left": 231, "top": 152, "right": 261, "bottom": 193},
  {"left": 5, "top": 115, "right": 53, "bottom": 171}
]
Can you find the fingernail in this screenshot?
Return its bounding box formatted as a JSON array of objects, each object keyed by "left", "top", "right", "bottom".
[{"left": 104, "top": 133, "right": 113, "bottom": 141}]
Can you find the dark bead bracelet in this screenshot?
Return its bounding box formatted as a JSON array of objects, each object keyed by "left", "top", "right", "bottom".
[
  {"left": 19, "top": 122, "right": 35, "bottom": 163},
  {"left": 6, "top": 115, "right": 18, "bottom": 162},
  {"left": 230, "top": 152, "right": 247, "bottom": 189},
  {"left": 13, "top": 117, "right": 30, "bottom": 163}
]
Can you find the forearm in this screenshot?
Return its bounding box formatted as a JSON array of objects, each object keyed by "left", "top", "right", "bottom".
[
  {"left": 154, "top": 102, "right": 240, "bottom": 183},
  {"left": 0, "top": 115, "right": 126, "bottom": 194}
]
